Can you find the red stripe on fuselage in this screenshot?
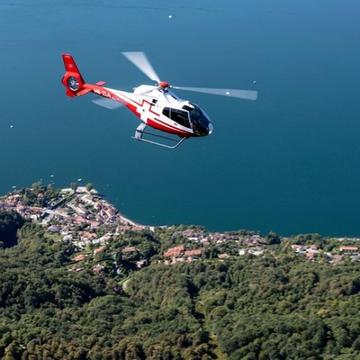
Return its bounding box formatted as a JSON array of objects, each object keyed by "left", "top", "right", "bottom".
[
  {"left": 120, "top": 93, "right": 160, "bottom": 116},
  {"left": 127, "top": 103, "right": 141, "bottom": 118}
]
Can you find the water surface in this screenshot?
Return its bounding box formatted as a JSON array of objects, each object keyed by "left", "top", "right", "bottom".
[{"left": 1, "top": 0, "right": 360, "bottom": 235}]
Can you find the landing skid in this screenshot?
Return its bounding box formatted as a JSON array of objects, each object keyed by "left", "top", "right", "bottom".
[{"left": 132, "top": 123, "right": 186, "bottom": 149}]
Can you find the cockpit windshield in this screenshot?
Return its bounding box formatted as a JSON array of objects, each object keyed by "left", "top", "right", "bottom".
[
  {"left": 183, "top": 104, "right": 209, "bottom": 124},
  {"left": 183, "top": 104, "right": 210, "bottom": 136}
]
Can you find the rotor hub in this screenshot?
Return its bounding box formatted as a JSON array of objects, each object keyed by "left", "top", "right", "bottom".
[{"left": 159, "top": 81, "right": 170, "bottom": 89}]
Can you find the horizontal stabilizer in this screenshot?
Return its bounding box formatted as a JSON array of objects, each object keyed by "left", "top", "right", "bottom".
[
  {"left": 92, "top": 98, "right": 124, "bottom": 110},
  {"left": 96, "top": 81, "right": 106, "bottom": 86}
]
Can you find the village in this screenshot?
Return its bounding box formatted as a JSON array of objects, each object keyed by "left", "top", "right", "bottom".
[
  {"left": 0, "top": 185, "right": 146, "bottom": 249},
  {"left": 0, "top": 186, "right": 359, "bottom": 272},
  {"left": 161, "top": 228, "right": 360, "bottom": 266}
]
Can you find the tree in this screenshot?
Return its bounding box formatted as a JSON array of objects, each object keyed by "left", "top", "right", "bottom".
[
  {"left": 0, "top": 211, "right": 25, "bottom": 248},
  {"left": 265, "top": 231, "right": 281, "bottom": 245}
]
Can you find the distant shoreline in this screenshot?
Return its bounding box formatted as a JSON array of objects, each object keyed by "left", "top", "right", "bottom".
[{"left": 2, "top": 184, "right": 360, "bottom": 239}]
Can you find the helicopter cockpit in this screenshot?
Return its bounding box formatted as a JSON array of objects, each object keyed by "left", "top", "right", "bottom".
[{"left": 162, "top": 103, "right": 211, "bottom": 136}]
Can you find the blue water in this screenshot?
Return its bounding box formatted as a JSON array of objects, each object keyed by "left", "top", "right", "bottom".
[{"left": 1, "top": 0, "right": 360, "bottom": 236}]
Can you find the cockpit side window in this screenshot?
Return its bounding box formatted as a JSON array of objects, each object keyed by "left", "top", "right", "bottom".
[
  {"left": 170, "top": 109, "right": 190, "bottom": 128},
  {"left": 162, "top": 107, "right": 191, "bottom": 128},
  {"left": 163, "top": 107, "right": 170, "bottom": 118}
]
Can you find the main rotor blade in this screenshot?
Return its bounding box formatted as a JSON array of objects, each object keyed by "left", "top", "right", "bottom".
[
  {"left": 92, "top": 98, "right": 124, "bottom": 110},
  {"left": 172, "top": 86, "right": 258, "bottom": 101},
  {"left": 122, "top": 52, "right": 161, "bottom": 83}
]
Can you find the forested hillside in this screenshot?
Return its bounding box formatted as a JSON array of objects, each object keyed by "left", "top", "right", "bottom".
[{"left": 0, "top": 221, "right": 359, "bottom": 359}]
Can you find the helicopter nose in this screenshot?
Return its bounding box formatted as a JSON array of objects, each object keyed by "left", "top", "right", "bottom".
[{"left": 208, "top": 123, "right": 214, "bottom": 135}]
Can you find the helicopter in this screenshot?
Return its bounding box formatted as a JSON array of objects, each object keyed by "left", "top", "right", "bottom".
[{"left": 61, "top": 52, "right": 258, "bottom": 149}]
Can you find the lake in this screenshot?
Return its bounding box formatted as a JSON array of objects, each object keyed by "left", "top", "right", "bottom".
[{"left": 1, "top": 0, "right": 360, "bottom": 236}]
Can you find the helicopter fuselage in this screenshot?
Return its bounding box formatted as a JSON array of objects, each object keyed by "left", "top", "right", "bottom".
[{"left": 89, "top": 83, "right": 213, "bottom": 138}]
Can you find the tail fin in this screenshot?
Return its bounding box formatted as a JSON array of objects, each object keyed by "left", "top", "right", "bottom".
[{"left": 61, "top": 54, "right": 87, "bottom": 97}]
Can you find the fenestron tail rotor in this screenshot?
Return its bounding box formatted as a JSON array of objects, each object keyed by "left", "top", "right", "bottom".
[
  {"left": 171, "top": 86, "right": 258, "bottom": 101},
  {"left": 122, "top": 52, "right": 161, "bottom": 83}
]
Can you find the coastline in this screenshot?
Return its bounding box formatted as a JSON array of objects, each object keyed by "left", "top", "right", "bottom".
[{"left": 0, "top": 184, "right": 359, "bottom": 266}]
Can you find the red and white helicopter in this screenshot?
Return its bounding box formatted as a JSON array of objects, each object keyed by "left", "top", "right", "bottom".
[{"left": 61, "top": 52, "right": 258, "bottom": 149}]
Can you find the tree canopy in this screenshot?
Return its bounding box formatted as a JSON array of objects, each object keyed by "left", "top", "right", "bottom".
[{"left": 0, "top": 224, "right": 359, "bottom": 359}]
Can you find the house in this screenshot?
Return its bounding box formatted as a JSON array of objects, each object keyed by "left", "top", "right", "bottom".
[
  {"left": 210, "top": 232, "right": 230, "bottom": 244},
  {"left": 339, "top": 246, "right": 358, "bottom": 253},
  {"left": 80, "top": 231, "right": 97, "bottom": 241},
  {"left": 182, "top": 229, "right": 205, "bottom": 240},
  {"left": 188, "top": 236, "right": 200, "bottom": 242},
  {"left": 73, "top": 254, "right": 87, "bottom": 262},
  {"left": 48, "top": 225, "right": 60, "bottom": 233},
  {"left": 92, "top": 264, "right": 105, "bottom": 274},
  {"left": 291, "top": 244, "right": 306, "bottom": 253},
  {"left": 94, "top": 234, "right": 112, "bottom": 245},
  {"left": 350, "top": 254, "right": 360, "bottom": 262},
  {"left": 305, "top": 252, "right": 316, "bottom": 261},
  {"left": 248, "top": 247, "right": 264, "bottom": 256},
  {"left": 164, "top": 245, "right": 185, "bottom": 258},
  {"left": 122, "top": 246, "right": 139, "bottom": 254},
  {"left": 94, "top": 246, "right": 106, "bottom": 255},
  {"left": 184, "top": 248, "right": 204, "bottom": 261},
  {"left": 172, "top": 257, "right": 185, "bottom": 264},
  {"left": 74, "top": 216, "right": 88, "bottom": 224},
  {"left": 63, "top": 234, "right": 73, "bottom": 242},
  {"left": 331, "top": 254, "right": 344, "bottom": 265},
  {"left": 76, "top": 186, "right": 88, "bottom": 194},
  {"left": 61, "top": 188, "right": 74, "bottom": 194},
  {"left": 324, "top": 252, "right": 333, "bottom": 261},
  {"left": 131, "top": 225, "right": 145, "bottom": 231},
  {"left": 243, "top": 236, "right": 260, "bottom": 247},
  {"left": 116, "top": 224, "right": 132, "bottom": 234},
  {"left": 89, "top": 220, "right": 101, "bottom": 229},
  {"left": 307, "top": 247, "right": 320, "bottom": 255},
  {"left": 184, "top": 249, "right": 203, "bottom": 258}
]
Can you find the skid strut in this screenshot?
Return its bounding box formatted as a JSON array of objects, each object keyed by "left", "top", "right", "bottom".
[{"left": 133, "top": 123, "right": 186, "bottom": 149}]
